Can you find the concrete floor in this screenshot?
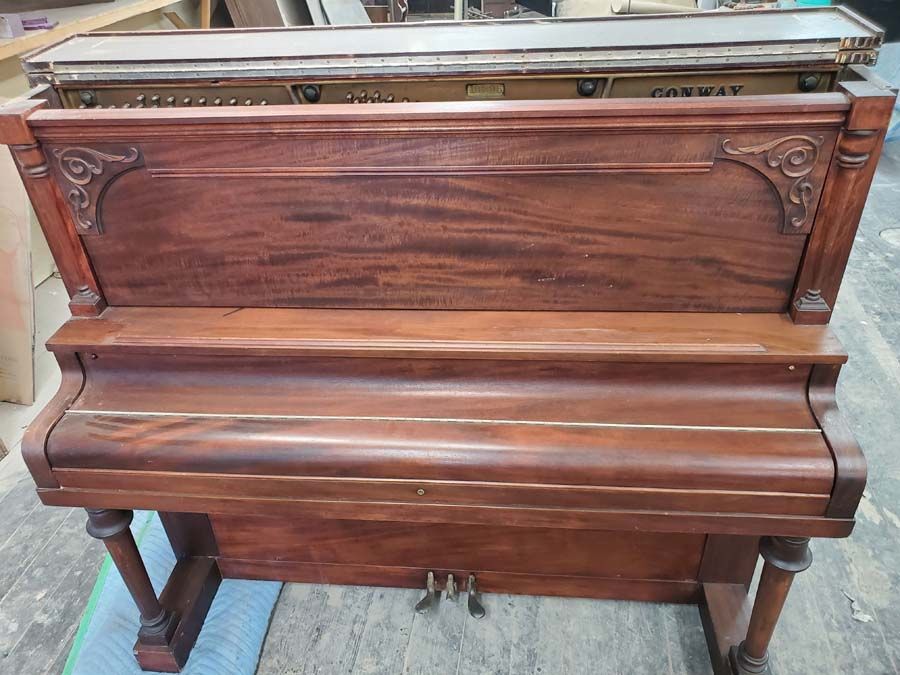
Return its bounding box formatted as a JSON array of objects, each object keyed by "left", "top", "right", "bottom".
[{"left": 2, "top": 137, "right": 900, "bottom": 675}]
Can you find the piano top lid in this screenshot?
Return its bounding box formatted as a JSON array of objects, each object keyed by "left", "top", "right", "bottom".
[{"left": 22, "top": 6, "right": 884, "bottom": 84}]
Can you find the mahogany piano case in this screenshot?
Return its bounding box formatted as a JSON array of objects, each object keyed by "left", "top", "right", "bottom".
[{"left": 1, "top": 7, "right": 896, "bottom": 674}]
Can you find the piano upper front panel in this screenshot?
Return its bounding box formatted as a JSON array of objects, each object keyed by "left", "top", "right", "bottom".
[{"left": 37, "top": 107, "right": 839, "bottom": 312}]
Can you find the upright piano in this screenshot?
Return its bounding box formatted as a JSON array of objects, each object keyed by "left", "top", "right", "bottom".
[{"left": 1, "top": 7, "right": 895, "bottom": 673}]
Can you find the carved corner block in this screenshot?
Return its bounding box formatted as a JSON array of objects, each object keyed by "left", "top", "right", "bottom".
[
  {"left": 793, "top": 288, "right": 830, "bottom": 313},
  {"left": 69, "top": 284, "right": 108, "bottom": 317},
  {"left": 718, "top": 134, "right": 829, "bottom": 234},
  {"left": 50, "top": 145, "right": 143, "bottom": 235}
]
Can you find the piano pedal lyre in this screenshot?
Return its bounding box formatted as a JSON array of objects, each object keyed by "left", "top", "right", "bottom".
[{"left": 414, "top": 572, "right": 484, "bottom": 617}]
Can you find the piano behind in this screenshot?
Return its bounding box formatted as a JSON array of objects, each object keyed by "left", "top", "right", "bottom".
[{"left": 1, "top": 7, "right": 895, "bottom": 673}]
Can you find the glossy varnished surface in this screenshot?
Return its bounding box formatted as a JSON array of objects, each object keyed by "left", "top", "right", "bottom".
[
  {"left": 21, "top": 92, "right": 850, "bottom": 312},
  {"left": 87, "top": 158, "right": 802, "bottom": 310},
  {"left": 1, "top": 31, "right": 894, "bottom": 675},
  {"left": 48, "top": 308, "right": 847, "bottom": 362},
  {"left": 41, "top": 328, "right": 837, "bottom": 520}
]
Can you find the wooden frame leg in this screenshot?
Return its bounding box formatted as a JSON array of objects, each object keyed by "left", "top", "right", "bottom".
[
  {"left": 85, "top": 509, "right": 221, "bottom": 672},
  {"left": 729, "top": 536, "right": 812, "bottom": 675},
  {"left": 85, "top": 509, "right": 178, "bottom": 644}
]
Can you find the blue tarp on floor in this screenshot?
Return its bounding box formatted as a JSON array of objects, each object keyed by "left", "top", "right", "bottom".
[{"left": 64, "top": 512, "right": 282, "bottom": 675}]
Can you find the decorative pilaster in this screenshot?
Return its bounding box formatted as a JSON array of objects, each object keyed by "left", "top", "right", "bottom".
[
  {"left": 790, "top": 72, "right": 896, "bottom": 324},
  {"left": 1, "top": 98, "right": 107, "bottom": 316}
]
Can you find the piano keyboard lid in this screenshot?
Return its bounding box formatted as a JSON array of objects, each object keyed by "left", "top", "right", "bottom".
[{"left": 22, "top": 6, "right": 884, "bottom": 84}]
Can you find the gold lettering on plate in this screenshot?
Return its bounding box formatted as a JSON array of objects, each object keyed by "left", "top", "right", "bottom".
[
  {"left": 651, "top": 84, "right": 745, "bottom": 97},
  {"left": 466, "top": 83, "right": 506, "bottom": 98}
]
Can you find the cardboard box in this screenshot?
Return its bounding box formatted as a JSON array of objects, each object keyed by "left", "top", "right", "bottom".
[{"left": 0, "top": 117, "right": 35, "bottom": 405}]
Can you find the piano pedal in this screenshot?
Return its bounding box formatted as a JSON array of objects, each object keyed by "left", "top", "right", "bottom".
[
  {"left": 414, "top": 571, "right": 438, "bottom": 614},
  {"left": 467, "top": 574, "right": 486, "bottom": 619},
  {"left": 446, "top": 573, "right": 459, "bottom": 602}
]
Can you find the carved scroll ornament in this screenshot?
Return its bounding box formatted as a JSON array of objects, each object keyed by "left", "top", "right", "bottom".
[
  {"left": 720, "top": 135, "right": 825, "bottom": 233},
  {"left": 52, "top": 146, "right": 142, "bottom": 234}
]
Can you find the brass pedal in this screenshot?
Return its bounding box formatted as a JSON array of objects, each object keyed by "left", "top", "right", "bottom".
[
  {"left": 467, "top": 574, "right": 486, "bottom": 619},
  {"left": 446, "top": 573, "right": 459, "bottom": 602},
  {"left": 414, "top": 570, "right": 438, "bottom": 614}
]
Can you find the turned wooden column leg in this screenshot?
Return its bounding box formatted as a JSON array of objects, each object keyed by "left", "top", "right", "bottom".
[
  {"left": 730, "top": 536, "right": 812, "bottom": 675},
  {"left": 85, "top": 509, "right": 177, "bottom": 645}
]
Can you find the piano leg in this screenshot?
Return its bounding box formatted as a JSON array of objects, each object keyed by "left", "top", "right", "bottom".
[
  {"left": 729, "top": 536, "right": 813, "bottom": 675},
  {"left": 85, "top": 509, "right": 221, "bottom": 672}
]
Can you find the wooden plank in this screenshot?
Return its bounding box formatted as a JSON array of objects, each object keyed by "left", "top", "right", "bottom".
[
  {"left": 36, "top": 487, "right": 859, "bottom": 538},
  {"left": 699, "top": 582, "right": 753, "bottom": 675},
  {"left": 211, "top": 516, "right": 706, "bottom": 581},
  {"left": 200, "top": 0, "right": 211, "bottom": 28},
  {"left": 321, "top": 0, "right": 371, "bottom": 24},
  {"left": 46, "top": 308, "right": 848, "bottom": 363},
  {"left": 0, "top": 491, "right": 68, "bottom": 602},
  {"left": 221, "top": 559, "right": 702, "bottom": 603},
  {"left": 0, "top": 509, "right": 104, "bottom": 669},
  {"left": 258, "top": 583, "right": 384, "bottom": 674},
  {"left": 0, "top": 0, "right": 181, "bottom": 62},
  {"left": 53, "top": 470, "right": 832, "bottom": 517}
]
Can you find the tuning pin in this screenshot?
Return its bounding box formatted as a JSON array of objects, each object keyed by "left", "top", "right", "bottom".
[
  {"left": 198, "top": 96, "right": 207, "bottom": 105},
  {"left": 183, "top": 96, "right": 192, "bottom": 105}
]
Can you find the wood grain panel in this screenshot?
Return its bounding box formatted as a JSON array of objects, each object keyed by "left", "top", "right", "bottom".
[
  {"left": 217, "top": 559, "right": 702, "bottom": 603},
  {"left": 85, "top": 153, "right": 800, "bottom": 311},
  {"left": 72, "top": 354, "right": 820, "bottom": 430},
  {"left": 146, "top": 133, "right": 719, "bottom": 172},
  {"left": 37, "top": 485, "right": 857, "bottom": 537},
  {"left": 52, "top": 469, "right": 830, "bottom": 516},
  {"left": 210, "top": 516, "right": 705, "bottom": 580},
  {"left": 46, "top": 414, "right": 834, "bottom": 493},
  {"left": 27, "top": 95, "right": 850, "bottom": 141},
  {"left": 46, "top": 307, "right": 849, "bottom": 364}
]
